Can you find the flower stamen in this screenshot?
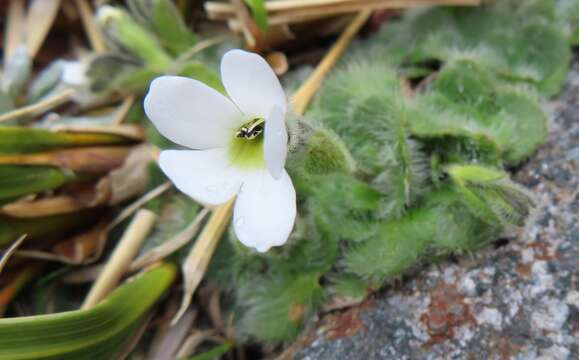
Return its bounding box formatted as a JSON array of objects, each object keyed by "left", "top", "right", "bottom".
[{"left": 236, "top": 118, "right": 265, "bottom": 140}]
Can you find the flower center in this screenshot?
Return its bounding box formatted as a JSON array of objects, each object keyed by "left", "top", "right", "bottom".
[
  {"left": 227, "top": 118, "right": 266, "bottom": 169},
  {"left": 236, "top": 118, "right": 264, "bottom": 139}
]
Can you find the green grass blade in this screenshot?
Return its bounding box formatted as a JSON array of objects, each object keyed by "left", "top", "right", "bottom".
[
  {"left": 0, "top": 263, "right": 176, "bottom": 360},
  {"left": 0, "top": 127, "right": 131, "bottom": 154},
  {"left": 0, "top": 165, "right": 73, "bottom": 203}
]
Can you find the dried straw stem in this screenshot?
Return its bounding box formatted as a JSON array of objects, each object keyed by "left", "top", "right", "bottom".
[
  {"left": 25, "top": 0, "right": 62, "bottom": 57},
  {"left": 0, "top": 235, "right": 27, "bottom": 276},
  {"left": 4, "top": 0, "right": 26, "bottom": 62},
  {"left": 0, "top": 88, "right": 75, "bottom": 122},
  {"left": 82, "top": 209, "right": 157, "bottom": 309},
  {"left": 172, "top": 200, "right": 234, "bottom": 324},
  {"left": 112, "top": 95, "right": 135, "bottom": 126},
  {"left": 74, "top": 0, "right": 107, "bottom": 53},
  {"left": 207, "top": 0, "right": 480, "bottom": 20}
]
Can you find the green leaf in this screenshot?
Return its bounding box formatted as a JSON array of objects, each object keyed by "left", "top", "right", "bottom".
[
  {"left": 408, "top": 95, "right": 503, "bottom": 165},
  {"left": 557, "top": 0, "right": 579, "bottom": 44},
  {"left": 447, "top": 164, "right": 536, "bottom": 226},
  {"left": 27, "top": 61, "right": 64, "bottom": 104},
  {"left": 177, "top": 62, "right": 224, "bottom": 93},
  {"left": 307, "top": 173, "right": 381, "bottom": 243},
  {"left": 0, "top": 209, "right": 102, "bottom": 247},
  {"left": 1, "top": 46, "right": 31, "bottom": 101},
  {"left": 0, "top": 127, "right": 132, "bottom": 154},
  {"left": 343, "top": 207, "right": 432, "bottom": 282},
  {"left": 97, "top": 6, "right": 171, "bottom": 70},
  {"left": 127, "top": 0, "right": 196, "bottom": 56},
  {"left": 238, "top": 272, "right": 323, "bottom": 342},
  {"left": 0, "top": 263, "right": 176, "bottom": 360},
  {"left": 86, "top": 54, "right": 140, "bottom": 93},
  {"left": 150, "top": 0, "right": 197, "bottom": 56},
  {"left": 115, "top": 68, "right": 160, "bottom": 94},
  {"left": 0, "top": 91, "right": 14, "bottom": 114},
  {"left": 0, "top": 165, "right": 73, "bottom": 203},
  {"left": 327, "top": 273, "right": 368, "bottom": 300},
  {"left": 185, "top": 341, "right": 233, "bottom": 360},
  {"left": 428, "top": 60, "right": 547, "bottom": 164},
  {"left": 300, "top": 126, "right": 356, "bottom": 175},
  {"left": 422, "top": 188, "right": 500, "bottom": 253},
  {"left": 244, "top": 0, "right": 268, "bottom": 32},
  {"left": 311, "top": 62, "right": 402, "bottom": 174}
]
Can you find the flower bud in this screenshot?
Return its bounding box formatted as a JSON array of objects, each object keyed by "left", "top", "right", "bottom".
[
  {"left": 288, "top": 119, "right": 356, "bottom": 175},
  {"left": 97, "top": 6, "right": 171, "bottom": 70}
]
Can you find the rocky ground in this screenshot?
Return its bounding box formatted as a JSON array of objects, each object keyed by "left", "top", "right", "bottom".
[{"left": 294, "top": 54, "right": 579, "bottom": 360}]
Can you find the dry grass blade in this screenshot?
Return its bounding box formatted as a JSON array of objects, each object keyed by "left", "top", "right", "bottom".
[
  {"left": 82, "top": 209, "right": 157, "bottom": 309},
  {"left": 17, "top": 221, "right": 108, "bottom": 265},
  {"left": 4, "top": 0, "right": 26, "bottom": 63},
  {"left": 108, "top": 181, "right": 172, "bottom": 230},
  {"left": 172, "top": 200, "right": 234, "bottom": 325},
  {"left": 0, "top": 88, "right": 75, "bottom": 122},
  {"left": 0, "top": 146, "right": 131, "bottom": 172},
  {"left": 148, "top": 307, "right": 198, "bottom": 360},
  {"left": 129, "top": 208, "right": 210, "bottom": 272},
  {"left": 25, "top": 0, "right": 62, "bottom": 57},
  {"left": 175, "top": 330, "right": 220, "bottom": 359},
  {"left": 207, "top": 0, "right": 352, "bottom": 16},
  {"left": 115, "top": 312, "right": 155, "bottom": 360},
  {"left": 111, "top": 96, "right": 135, "bottom": 126},
  {"left": 74, "top": 0, "right": 106, "bottom": 53},
  {"left": 207, "top": 0, "right": 480, "bottom": 19},
  {"left": 0, "top": 235, "right": 27, "bottom": 276},
  {"left": 175, "top": 35, "right": 233, "bottom": 64},
  {"left": 51, "top": 124, "right": 145, "bottom": 141},
  {"left": 96, "top": 144, "right": 155, "bottom": 206},
  {"left": 273, "top": 0, "right": 480, "bottom": 21},
  {"left": 227, "top": 11, "right": 333, "bottom": 31},
  {"left": 61, "top": 264, "right": 103, "bottom": 284}
]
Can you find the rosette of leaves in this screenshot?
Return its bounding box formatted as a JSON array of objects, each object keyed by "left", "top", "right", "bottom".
[
  {"left": 206, "top": 0, "right": 572, "bottom": 343},
  {"left": 370, "top": 0, "right": 571, "bottom": 96},
  {"left": 89, "top": 0, "right": 222, "bottom": 96}
]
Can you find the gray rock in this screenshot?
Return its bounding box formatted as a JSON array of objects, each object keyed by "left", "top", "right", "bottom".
[{"left": 294, "top": 54, "right": 579, "bottom": 360}]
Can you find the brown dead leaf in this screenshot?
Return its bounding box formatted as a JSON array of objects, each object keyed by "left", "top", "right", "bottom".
[
  {"left": 0, "top": 146, "right": 131, "bottom": 172},
  {"left": 95, "top": 144, "right": 155, "bottom": 206},
  {"left": 17, "top": 221, "right": 108, "bottom": 264},
  {"left": 1, "top": 195, "right": 84, "bottom": 218},
  {"left": 51, "top": 124, "right": 145, "bottom": 142},
  {"left": 266, "top": 51, "right": 289, "bottom": 75}
]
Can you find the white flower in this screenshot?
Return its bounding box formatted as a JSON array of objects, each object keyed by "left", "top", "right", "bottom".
[{"left": 144, "top": 49, "right": 296, "bottom": 252}]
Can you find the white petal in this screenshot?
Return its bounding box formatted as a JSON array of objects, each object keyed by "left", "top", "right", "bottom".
[
  {"left": 221, "top": 49, "right": 287, "bottom": 119},
  {"left": 159, "top": 149, "right": 244, "bottom": 206},
  {"left": 144, "top": 76, "right": 242, "bottom": 150},
  {"left": 264, "top": 105, "right": 288, "bottom": 179},
  {"left": 233, "top": 170, "right": 296, "bottom": 252}
]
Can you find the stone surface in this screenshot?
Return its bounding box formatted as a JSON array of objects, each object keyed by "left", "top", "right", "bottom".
[{"left": 295, "top": 54, "right": 579, "bottom": 360}]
